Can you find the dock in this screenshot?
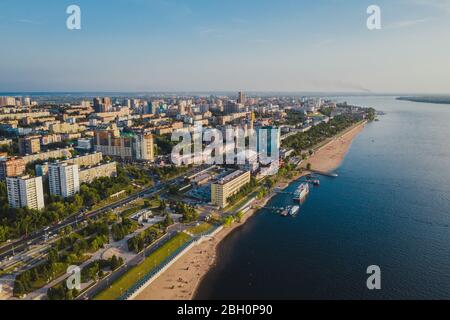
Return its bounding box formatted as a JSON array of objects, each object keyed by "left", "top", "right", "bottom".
[
  {"left": 261, "top": 206, "right": 285, "bottom": 212},
  {"left": 307, "top": 169, "right": 338, "bottom": 178}
]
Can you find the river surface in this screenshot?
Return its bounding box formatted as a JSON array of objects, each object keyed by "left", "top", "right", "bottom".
[{"left": 195, "top": 96, "right": 450, "bottom": 299}]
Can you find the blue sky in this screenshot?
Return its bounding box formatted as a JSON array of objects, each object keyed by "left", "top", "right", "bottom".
[{"left": 1, "top": 0, "right": 450, "bottom": 93}]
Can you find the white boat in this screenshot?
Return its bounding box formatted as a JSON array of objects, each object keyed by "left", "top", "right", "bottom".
[
  {"left": 289, "top": 205, "right": 300, "bottom": 216},
  {"left": 293, "top": 183, "right": 309, "bottom": 202}
]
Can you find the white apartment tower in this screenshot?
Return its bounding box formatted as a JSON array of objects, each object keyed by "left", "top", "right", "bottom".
[
  {"left": 48, "top": 163, "right": 80, "bottom": 198},
  {"left": 134, "top": 133, "right": 154, "bottom": 161},
  {"left": 6, "top": 175, "right": 45, "bottom": 210}
]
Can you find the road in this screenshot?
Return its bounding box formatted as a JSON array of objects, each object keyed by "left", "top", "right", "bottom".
[
  {"left": 0, "top": 185, "right": 160, "bottom": 263},
  {"left": 0, "top": 165, "right": 209, "bottom": 266}
]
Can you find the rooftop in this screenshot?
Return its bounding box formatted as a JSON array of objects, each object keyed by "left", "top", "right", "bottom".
[{"left": 215, "top": 170, "right": 248, "bottom": 185}]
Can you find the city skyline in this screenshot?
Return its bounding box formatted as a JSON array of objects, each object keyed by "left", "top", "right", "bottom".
[{"left": 1, "top": 0, "right": 450, "bottom": 93}]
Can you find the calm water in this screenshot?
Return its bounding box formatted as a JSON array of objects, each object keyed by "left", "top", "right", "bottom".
[{"left": 195, "top": 96, "right": 450, "bottom": 300}]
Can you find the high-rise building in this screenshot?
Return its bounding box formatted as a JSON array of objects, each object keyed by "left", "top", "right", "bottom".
[
  {"left": 94, "top": 124, "right": 154, "bottom": 161},
  {"left": 93, "top": 97, "right": 112, "bottom": 113},
  {"left": 256, "top": 126, "right": 281, "bottom": 158},
  {"left": 123, "top": 99, "right": 131, "bottom": 108},
  {"left": 93, "top": 97, "right": 101, "bottom": 109},
  {"left": 18, "top": 136, "right": 41, "bottom": 155},
  {"left": 211, "top": 170, "right": 251, "bottom": 208},
  {"left": 103, "top": 97, "right": 112, "bottom": 108},
  {"left": 238, "top": 91, "right": 246, "bottom": 104},
  {"left": 130, "top": 99, "right": 140, "bottom": 109},
  {"left": 15, "top": 97, "right": 22, "bottom": 107},
  {"left": 6, "top": 175, "right": 45, "bottom": 210},
  {"left": 134, "top": 133, "right": 154, "bottom": 161},
  {"left": 48, "top": 162, "right": 80, "bottom": 198}
]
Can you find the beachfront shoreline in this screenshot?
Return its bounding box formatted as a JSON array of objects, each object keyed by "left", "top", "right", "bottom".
[{"left": 134, "top": 121, "right": 367, "bottom": 300}]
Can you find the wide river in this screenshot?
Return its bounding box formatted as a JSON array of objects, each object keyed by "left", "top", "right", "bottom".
[{"left": 195, "top": 96, "right": 450, "bottom": 299}]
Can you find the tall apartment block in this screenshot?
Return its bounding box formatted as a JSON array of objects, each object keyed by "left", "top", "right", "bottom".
[
  {"left": 6, "top": 175, "right": 45, "bottom": 210},
  {"left": 94, "top": 124, "right": 154, "bottom": 161},
  {"left": 48, "top": 162, "right": 80, "bottom": 198}
]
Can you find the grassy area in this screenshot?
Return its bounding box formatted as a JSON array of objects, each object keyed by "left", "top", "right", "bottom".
[
  {"left": 187, "top": 223, "right": 213, "bottom": 235},
  {"left": 120, "top": 206, "right": 141, "bottom": 219},
  {"left": 147, "top": 198, "right": 161, "bottom": 208},
  {"left": 94, "top": 232, "right": 191, "bottom": 300},
  {"left": 226, "top": 190, "right": 260, "bottom": 213}
]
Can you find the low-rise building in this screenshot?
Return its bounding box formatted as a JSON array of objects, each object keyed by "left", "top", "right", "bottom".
[
  {"left": 0, "top": 157, "right": 26, "bottom": 180},
  {"left": 0, "top": 111, "right": 50, "bottom": 121},
  {"left": 0, "top": 139, "right": 12, "bottom": 147},
  {"left": 19, "top": 136, "right": 41, "bottom": 155},
  {"left": 40, "top": 134, "right": 62, "bottom": 146},
  {"left": 79, "top": 162, "right": 117, "bottom": 183},
  {"left": 22, "top": 148, "right": 73, "bottom": 165},
  {"left": 49, "top": 122, "right": 85, "bottom": 134},
  {"left": 35, "top": 152, "right": 103, "bottom": 178},
  {"left": 77, "top": 138, "right": 92, "bottom": 151}
]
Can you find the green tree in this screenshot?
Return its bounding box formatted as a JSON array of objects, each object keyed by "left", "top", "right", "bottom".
[
  {"left": 0, "top": 225, "right": 8, "bottom": 242},
  {"left": 163, "top": 213, "right": 174, "bottom": 228},
  {"left": 222, "top": 216, "right": 234, "bottom": 227},
  {"left": 235, "top": 211, "right": 244, "bottom": 223},
  {"left": 110, "top": 255, "right": 123, "bottom": 271},
  {"left": 48, "top": 248, "right": 59, "bottom": 264}
]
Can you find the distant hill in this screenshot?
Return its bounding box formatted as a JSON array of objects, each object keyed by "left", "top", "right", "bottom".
[{"left": 397, "top": 96, "right": 450, "bottom": 105}]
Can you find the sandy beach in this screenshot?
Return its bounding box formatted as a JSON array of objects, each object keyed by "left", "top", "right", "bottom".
[
  {"left": 301, "top": 121, "right": 366, "bottom": 172},
  {"left": 134, "top": 121, "right": 366, "bottom": 300}
]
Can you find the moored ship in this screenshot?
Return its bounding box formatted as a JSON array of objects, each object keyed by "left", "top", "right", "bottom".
[
  {"left": 293, "top": 183, "right": 309, "bottom": 202},
  {"left": 289, "top": 205, "right": 300, "bottom": 216}
]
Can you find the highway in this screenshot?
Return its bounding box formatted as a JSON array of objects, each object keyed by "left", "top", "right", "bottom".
[
  {"left": 0, "top": 185, "right": 160, "bottom": 264},
  {"left": 0, "top": 165, "right": 209, "bottom": 266}
]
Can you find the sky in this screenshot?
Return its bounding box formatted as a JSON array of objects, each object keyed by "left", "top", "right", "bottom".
[{"left": 1, "top": 0, "right": 450, "bottom": 93}]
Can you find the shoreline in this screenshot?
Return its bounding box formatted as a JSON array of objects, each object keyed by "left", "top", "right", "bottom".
[{"left": 134, "top": 121, "right": 367, "bottom": 300}]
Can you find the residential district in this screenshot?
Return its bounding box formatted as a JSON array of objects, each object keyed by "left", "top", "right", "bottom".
[{"left": 0, "top": 93, "right": 375, "bottom": 300}]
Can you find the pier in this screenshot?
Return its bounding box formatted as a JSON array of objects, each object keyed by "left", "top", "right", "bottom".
[
  {"left": 273, "top": 191, "right": 295, "bottom": 195},
  {"left": 262, "top": 206, "right": 284, "bottom": 211},
  {"left": 307, "top": 169, "right": 338, "bottom": 178}
]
